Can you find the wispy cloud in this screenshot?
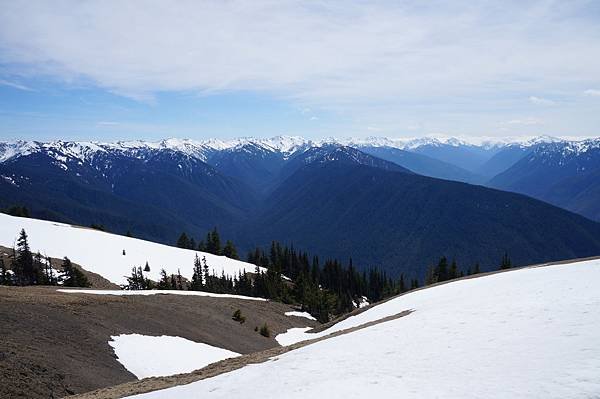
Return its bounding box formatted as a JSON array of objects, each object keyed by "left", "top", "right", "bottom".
[
  {"left": 0, "top": 1, "right": 598, "bottom": 108},
  {"left": 506, "top": 117, "right": 543, "bottom": 126},
  {"left": 0, "top": 79, "right": 34, "bottom": 91},
  {"left": 584, "top": 89, "right": 600, "bottom": 97},
  {"left": 529, "top": 96, "right": 555, "bottom": 106}
]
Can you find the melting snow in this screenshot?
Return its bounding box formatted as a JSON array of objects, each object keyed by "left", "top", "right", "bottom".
[
  {"left": 284, "top": 311, "right": 316, "bottom": 321},
  {"left": 109, "top": 334, "right": 240, "bottom": 379},
  {"left": 57, "top": 288, "right": 266, "bottom": 301}
]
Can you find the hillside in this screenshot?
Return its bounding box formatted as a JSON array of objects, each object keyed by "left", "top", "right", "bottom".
[
  {"left": 2, "top": 139, "right": 600, "bottom": 280},
  {"left": 249, "top": 162, "right": 600, "bottom": 277},
  {"left": 0, "top": 213, "right": 262, "bottom": 286},
  {"left": 360, "top": 145, "right": 484, "bottom": 183},
  {"left": 0, "top": 286, "right": 317, "bottom": 398},
  {"left": 72, "top": 258, "right": 600, "bottom": 399},
  {"left": 489, "top": 139, "right": 600, "bottom": 221}
]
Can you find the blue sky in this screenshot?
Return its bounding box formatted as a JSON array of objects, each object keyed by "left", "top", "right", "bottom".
[{"left": 0, "top": 0, "right": 599, "bottom": 142}]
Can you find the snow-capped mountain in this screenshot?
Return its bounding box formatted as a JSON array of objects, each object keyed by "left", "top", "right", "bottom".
[
  {"left": 2, "top": 135, "right": 600, "bottom": 278},
  {"left": 489, "top": 138, "right": 600, "bottom": 221}
]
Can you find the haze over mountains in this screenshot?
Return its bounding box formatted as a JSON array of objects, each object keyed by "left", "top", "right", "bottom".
[{"left": 1, "top": 134, "right": 600, "bottom": 279}]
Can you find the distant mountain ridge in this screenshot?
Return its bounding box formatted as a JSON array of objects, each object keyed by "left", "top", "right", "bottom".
[
  {"left": 489, "top": 139, "right": 600, "bottom": 221},
  {"left": 1, "top": 136, "right": 600, "bottom": 281}
]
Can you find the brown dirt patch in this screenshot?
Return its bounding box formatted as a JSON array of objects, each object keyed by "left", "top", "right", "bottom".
[{"left": 0, "top": 286, "right": 317, "bottom": 398}]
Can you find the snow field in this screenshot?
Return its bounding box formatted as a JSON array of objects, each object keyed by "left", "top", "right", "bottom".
[{"left": 125, "top": 260, "right": 600, "bottom": 398}]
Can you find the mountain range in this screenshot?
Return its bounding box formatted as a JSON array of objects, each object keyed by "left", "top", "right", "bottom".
[{"left": 1, "top": 135, "right": 600, "bottom": 279}]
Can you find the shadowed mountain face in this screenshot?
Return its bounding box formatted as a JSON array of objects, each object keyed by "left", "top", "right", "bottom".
[
  {"left": 246, "top": 162, "right": 600, "bottom": 277},
  {"left": 1, "top": 140, "right": 600, "bottom": 280},
  {"left": 489, "top": 140, "right": 600, "bottom": 221},
  {"left": 360, "top": 146, "right": 484, "bottom": 183},
  {"left": 0, "top": 149, "right": 256, "bottom": 242}
]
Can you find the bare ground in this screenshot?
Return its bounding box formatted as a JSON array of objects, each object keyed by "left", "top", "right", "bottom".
[
  {"left": 69, "top": 254, "right": 600, "bottom": 399},
  {"left": 0, "top": 286, "right": 317, "bottom": 399}
]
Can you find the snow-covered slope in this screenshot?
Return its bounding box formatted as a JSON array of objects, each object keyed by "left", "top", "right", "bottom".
[
  {"left": 126, "top": 260, "right": 600, "bottom": 398},
  {"left": 0, "top": 213, "right": 263, "bottom": 286}
]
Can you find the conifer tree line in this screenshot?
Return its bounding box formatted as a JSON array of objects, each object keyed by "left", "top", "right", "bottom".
[
  {"left": 424, "top": 253, "right": 511, "bottom": 286},
  {"left": 0, "top": 229, "right": 89, "bottom": 287},
  {"left": 176, "top": 228, "right": 238, "bottom": 259}
]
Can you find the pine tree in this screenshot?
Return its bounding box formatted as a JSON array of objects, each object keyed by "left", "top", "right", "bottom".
[
  {"left": 190, "top": 254, "right": 204, "bottom": 290},
  {"left": 449, "top": 259, "right": 458, "bottom": 280},
  {"left": 176, "top": 232, "right": 190, "bottom": 249},
  {"left": 177, "top": 269, "right": 184, "bottom": 290},
  {"left": 205, "top": 228, "right": 221, "bottom": 255},
  {"left": 13, "top": 229, "right": 34, "bottom": 285},
  {"left": 143, "top": 261, "right": 150, "bottom": 272},
  {"left": 0, "top": 258, "right": 9, "bottom": 285},
  {"left": 437, "top": 256, "right": 449, "bottom": 282},
  {"left": 157, "top": 268, "right": 171, "bottom": 289},
  {"left": 500, "top": 252, "right": 512, "bottom": 270},
  {"left": 61, "top": 257, "right": 90, "bottom": 287},
  {"left": 222, "top": 240, "right": 239, "bottom": 260}
]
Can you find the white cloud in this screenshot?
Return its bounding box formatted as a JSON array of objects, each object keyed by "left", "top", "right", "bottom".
[
  {"left": 584, "top": 89, "right": 600, "bottom": 97},
  {"left": 0, "top": 79, "right": 34, "bottom": 91},
  {"left": 506, "top": 117, "right": 543, "bottom": 126},
  {"left": 529, "top": 96, "right": 555, "bottom": 106},
  {"left": 0, "top": 1, "right": 598, "bottom": 117}
]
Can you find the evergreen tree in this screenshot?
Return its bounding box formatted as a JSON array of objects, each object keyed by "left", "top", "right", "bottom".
[
  {"left": 125, "top": 266, "right": 147, "bottom": 290},
  {"left": 61, "top": 257, "right": 90, "bottom": 287},
  {"left": 500, "top": 252, "right": 512, "bottom": 270},
  {"left": 5, "top": 205, "right": 30, "bottom": 217},
  {"left": 205, "top": 228, "right": 222, "bottom": 255},
  {"left": 177, "top": 269, "right": 184, "bottom": 290},
  {"left": 0, "top": 258, "right": 9, "bottom": 285},
  {"left": 13, "top": 229, "right": 34, "bottom": 285},
  {"left": 143, "top": 261, "right": 151, "bottom": 272},
  {"left": 437, "top": 256, "right": 449, "bottom": 282},
  {"left": 190, "top": 254, "right": 204, "bottom": 290},
  {"left": 449, "top": 259, "right": 458, "bottom": 280},
  {"left": 222, "top": 240, "right": 239, "bottom": 260},
  {"left": 176, "top": 232, "right": 191, "bottom": 249},
  {"left": 157, "top": 268, "right": 171, "bottom": 289}
]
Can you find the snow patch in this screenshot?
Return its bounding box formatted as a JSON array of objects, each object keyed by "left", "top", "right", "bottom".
[
  {"left": 109, "top": 334, "right": 240, "bottom": 379},
  {"left": 57, "top": 288, "right": 266, "bottom": 301},
  {"left": 284, "top": 311, "right": 316, "bottom": 321}
]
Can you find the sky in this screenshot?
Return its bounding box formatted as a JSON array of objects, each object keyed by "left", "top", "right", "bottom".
[{"left": 0, "top": 0, "right": 599, "bottom": 142}]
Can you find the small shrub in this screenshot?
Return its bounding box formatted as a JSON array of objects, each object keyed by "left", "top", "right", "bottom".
[
  {"left": 259, "top": 323, "right": 270, "bottom": 338},
  {"left": 232, "top": 309, "right": 246, "bottom": 324}
]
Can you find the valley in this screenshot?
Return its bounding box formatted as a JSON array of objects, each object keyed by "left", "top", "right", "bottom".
[{"left": 1, "top": 135, "right": 600, "bottom": 280}]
